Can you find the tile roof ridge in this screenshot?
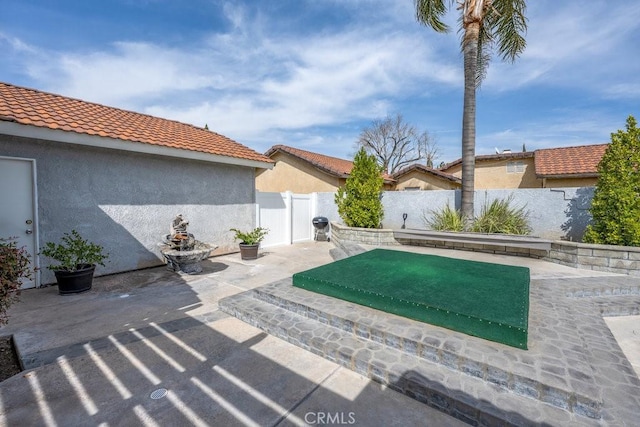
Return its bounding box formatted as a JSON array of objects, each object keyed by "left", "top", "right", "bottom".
[
  {"left": 269, "top": 144, "right": 352, "bottom": 163},
  {"left": 393, "top": 163, "right": 461, "bottom": 182},
  {"left": 535, "top": 143, "right": 609, "bottom": 153}
]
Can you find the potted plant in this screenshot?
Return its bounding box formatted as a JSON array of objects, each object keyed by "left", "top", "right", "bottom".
[
  {"left": 230, "top": 227, "right": 268, "bottom": 260},
  {"left": 40, "top": 230, "right": 108, "bottom": 295}
]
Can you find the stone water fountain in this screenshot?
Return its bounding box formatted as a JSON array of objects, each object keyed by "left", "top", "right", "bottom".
[{"left": 160, "top": 214, "right": 217, "bottom": 274}]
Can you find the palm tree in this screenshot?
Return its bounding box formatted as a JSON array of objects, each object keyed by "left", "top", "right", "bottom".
[{"left": 415, "top": 0, "right": 527, "bottom": 224}]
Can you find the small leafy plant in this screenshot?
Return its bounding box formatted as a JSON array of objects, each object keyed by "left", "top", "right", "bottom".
[
  {"left": 230, "top": 227, "right": 269, "bottom": 245},
  {"left": 0, "top": 237, "right": 31, "bottom": 325},
  {"left": 423, "top": 204, "right": 467, "bottom": 231},
  {"left": 471, "top": 196, "right": 531, "bottom": 235},
  {"left": 41, "top": 230, "right": 109, "bottom": 272}
]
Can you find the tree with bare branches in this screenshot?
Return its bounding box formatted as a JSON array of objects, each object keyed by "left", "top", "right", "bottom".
[{"left": 356, "top": 113, "right": 439, "bottom": 174}]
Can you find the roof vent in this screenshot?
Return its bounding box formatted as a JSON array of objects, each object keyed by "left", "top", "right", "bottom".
[{"left": 502, "top": 149, "right": 512, "bottom": 154}]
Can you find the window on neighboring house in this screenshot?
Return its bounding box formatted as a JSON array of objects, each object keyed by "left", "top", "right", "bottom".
[
  {"left": 403, "top": 186, "right": 421, "bottom": 191},
  {"left": 507, "top": 161, "right": 525, "bottom": 173}
]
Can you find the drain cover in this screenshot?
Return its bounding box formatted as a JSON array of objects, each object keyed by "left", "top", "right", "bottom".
[{"left": 150, "top": 388, "right": 168, "bottom": 400}]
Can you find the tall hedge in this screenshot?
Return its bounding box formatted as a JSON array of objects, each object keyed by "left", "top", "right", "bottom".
[
  {"left": 584, "top": 115, "right": 640, "bottom": 246},
  {"left": 335, "top": 148, "right": 384, "bottom": 228}
]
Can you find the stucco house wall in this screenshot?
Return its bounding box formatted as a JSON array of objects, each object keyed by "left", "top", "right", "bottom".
[
  {"left": 445, "top": 157, "right": 541, "bottom": 189},
  {"left": 0, "top": 134, "right": 256, "bottom": 285},
  {"left": 256, "top": 151, "right": 344, "bottom": 193},
  {"left": 543, "top": 177, "right": 598, "bottom": 188},
  {"left": 394, "top": 170, "right": 460, "bottom": 191}
]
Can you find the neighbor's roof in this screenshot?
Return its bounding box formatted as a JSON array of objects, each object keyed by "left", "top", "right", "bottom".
[
  {"left": 393, "top": 163, "right": 461, "bottom": 184},
  {"left": 440, "top": 151, "right": 534, "bottom": 171},
  {"left": 0, "top": 82, "right": 272, "bottom": 166},
  {"left": 265, "top": 144, "right": 395, "bottom": 183},
  {"left": 534, "top": 143, "right": 608, "bottom": 178}
]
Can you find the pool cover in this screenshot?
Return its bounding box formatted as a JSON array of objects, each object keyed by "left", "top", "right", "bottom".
[{"left": 293, "top": 249, "right": 530, "bottom": 349}]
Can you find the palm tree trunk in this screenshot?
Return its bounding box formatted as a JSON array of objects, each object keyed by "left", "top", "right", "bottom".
[{"left": 461, "top": 22, "right": 480, "bottom": 225}]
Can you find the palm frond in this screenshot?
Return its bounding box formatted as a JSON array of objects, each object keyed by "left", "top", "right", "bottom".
[
  {"left": 415, "top": 0, "right": 453, "bottom": 33},
  {"left": 493, "top": 0, "right": 528, "bottom": 62}
]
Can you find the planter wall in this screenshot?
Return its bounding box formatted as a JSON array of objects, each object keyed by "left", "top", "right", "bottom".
[{"left": 331, "top": 222, "right": 640, "bottom": 277}]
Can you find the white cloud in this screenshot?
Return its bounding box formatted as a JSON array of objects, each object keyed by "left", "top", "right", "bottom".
[
  {"left": 484, "top": 1, "right": 640, "bottom": 93},
  {"left": 1, "top": 0, "right": 637, "bottom": 160}
]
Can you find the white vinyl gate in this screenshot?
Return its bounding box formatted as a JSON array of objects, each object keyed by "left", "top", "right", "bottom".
[{"left": 256, "top": 191, "right": 314, "bottom": 248}]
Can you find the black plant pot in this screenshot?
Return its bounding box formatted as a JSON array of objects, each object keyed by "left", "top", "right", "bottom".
[
  {"left": 54, "top": 264, "right": 96, "bottom": 295},
  {"left": 239, "top": 243, "right": 260, "bottom": 260}
]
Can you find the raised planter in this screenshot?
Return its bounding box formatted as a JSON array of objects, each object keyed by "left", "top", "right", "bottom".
[{"left": 331, "top": 222, "right": 640, "bottom": 276}]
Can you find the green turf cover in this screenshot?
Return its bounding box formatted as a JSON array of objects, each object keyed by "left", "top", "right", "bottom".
[{"left": 293, "top": 249, "right": 530, "bottom": 349}]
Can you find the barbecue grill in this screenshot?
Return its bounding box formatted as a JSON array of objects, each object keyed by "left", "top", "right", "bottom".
[{"left": 312, "top": 216, "right": 330, "bottom": 241}]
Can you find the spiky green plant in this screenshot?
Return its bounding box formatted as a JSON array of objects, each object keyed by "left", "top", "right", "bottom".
[
  {"left": 424, "top": 204, "right": 467, "bottom": 231},
  {"left": 471, "top": 196, "right": 531, "bottom": 235}
]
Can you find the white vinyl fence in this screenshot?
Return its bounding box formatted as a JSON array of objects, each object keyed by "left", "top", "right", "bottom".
[{"left": 256, "top": 191, "right": 315, "bottom": 248}]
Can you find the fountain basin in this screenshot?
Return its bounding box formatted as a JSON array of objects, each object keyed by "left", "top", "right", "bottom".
[{"left": 160, "top": 241, "right": 217, "bottom": 274}]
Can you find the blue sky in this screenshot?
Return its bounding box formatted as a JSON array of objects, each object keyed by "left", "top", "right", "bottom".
[{"left": 1, "top": 1, "right": 639, "bottom": 164}]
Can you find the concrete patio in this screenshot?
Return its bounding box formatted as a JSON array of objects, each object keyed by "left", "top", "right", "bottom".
[
  {"left": 0, "top": 241, "right": 638, "bottom": 426},
  {"left": 0, "top": 242, "right": 463, "bottom": 426}
]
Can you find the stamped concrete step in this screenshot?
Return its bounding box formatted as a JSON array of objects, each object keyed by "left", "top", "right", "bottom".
[
  {"left": 219, "top": 287, "right": 602, "bottom": 426},
  {"left": 251, "top": 279, "right": 602, "bottom": 417}
]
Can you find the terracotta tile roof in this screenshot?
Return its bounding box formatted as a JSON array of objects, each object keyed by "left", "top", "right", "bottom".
[
  {"left": 393, "top": 163, "right": 461, "bottom": 184},
  {"left": 534, "top": 144, "right": 608, "bottom": 177},
  {"left": 0, "top": 82, "right": 272, "bottom": 165},
  {"left": 265, "top": 145, "right": 395, "bottom": 183},
  {"left": 440, "top": 151, "right": 534, "bottom": 171}
]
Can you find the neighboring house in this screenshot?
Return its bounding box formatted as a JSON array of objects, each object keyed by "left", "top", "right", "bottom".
[
  {"left": 0, "top": 82, "right": 273, "bottom": 287},
  {"left": 440, "top": 144, "right": 607, "bottom": 189},
  {"left": 534, "top": 144, "right": 608, "bottom": 188},
  {"left": 392, "top": 164, "right": 461, "bottom": 191},
  {"left": 256, "top": 145, "right": 395, "bottom": 193},
  {"left": 441, "top": 151, "right": 538, "bottom": 189}
]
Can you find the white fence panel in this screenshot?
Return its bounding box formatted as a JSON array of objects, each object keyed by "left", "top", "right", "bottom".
[
  {"left": 256, "top": 191, "right": 314, "bottom": 247},
  {"left": 256, "top": 192, "right": 289, "bottom": 248},
  {"left": 292, "top": 194, "right": 312, "bottom": 243}
]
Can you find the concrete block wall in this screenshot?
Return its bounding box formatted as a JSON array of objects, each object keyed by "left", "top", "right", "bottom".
[
  {"left": 548, "top": 241, "right": 640, "bottom": 277},
  {"left": 394, "top": 237, "right": 549, "bottom": 259},
  {"left": 330, "top": 222, "right": 399, "bottom": 248},
  {"left": 317, "top": 187, "right": 595, "bottom": 242},
  {"left": 332, "top": 223, "right": 640, "bottom": 276}
]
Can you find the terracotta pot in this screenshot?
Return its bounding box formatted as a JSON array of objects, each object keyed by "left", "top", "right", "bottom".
[
  {"left": 54, "top": 264, "right": 96, "bottom": 295},
  {"left": 239, "top": 243, "right": 259, "bottom": 260}
]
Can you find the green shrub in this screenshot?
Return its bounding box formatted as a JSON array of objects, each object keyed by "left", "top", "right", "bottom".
[
  {"left": 584, "top": 116, "right": 640, "bottom": 246},
  {"left": 471, "top": 196, "right": 531, "bottom": 235},
  {"left": 41, "top": 230, "right": 108, "bottom": 271},
  {"left": 335, "top": 148, "right": 384, "bottom": 228},
  {"left": 423, "top": 204, "right": 467, "bottom": 231},
  {"left": 230, "top": 227, "right": 269, "bottom": 245},
  {"left": 0, "top": 238, "right": 31, "bottom": 325}
]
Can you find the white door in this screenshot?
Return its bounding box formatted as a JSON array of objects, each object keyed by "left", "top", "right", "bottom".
[
  {"left": 291, "top": 194, "right": 312, "bottom": 243},
  {"left": 0, "top": 157, "right": 37, "bottom": 288}
]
